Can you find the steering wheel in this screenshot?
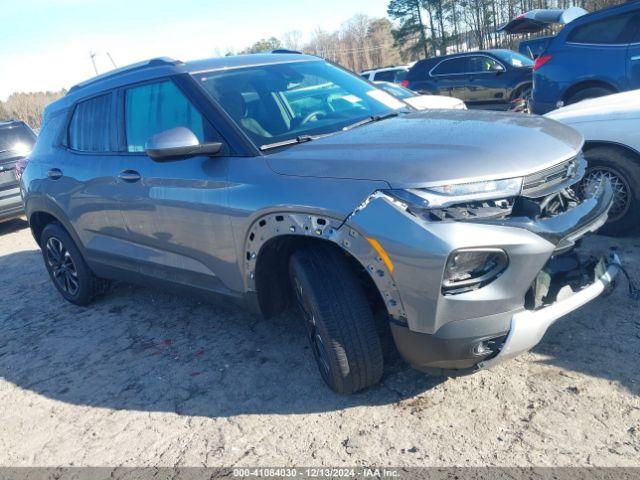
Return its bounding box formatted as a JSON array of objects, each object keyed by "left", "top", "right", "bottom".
[{"left": 299, "top": 110, "right": 327, "bottom": 126}]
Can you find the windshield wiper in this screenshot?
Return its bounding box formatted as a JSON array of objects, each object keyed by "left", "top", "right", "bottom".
[
  {"left": 260, "top": 135, "right": 315, "bottom": 151},
  {"left": 342, "top": 111, "right": 399, "bottom": 132}
]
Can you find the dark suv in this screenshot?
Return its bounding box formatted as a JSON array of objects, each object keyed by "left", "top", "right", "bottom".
[
  {"left": 0, "top": 120, "right": 36, "bottom": 222},
  {"left": 404, "top": 49, "right": 534, "bottom": 109},
  {"left": 22, "top": 54, "right": 619, "bottom": 394},
  {"left": 530, "top": 1, "right": 640, "bottom": 114}
]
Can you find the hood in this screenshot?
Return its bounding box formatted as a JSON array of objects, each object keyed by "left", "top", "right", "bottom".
[
  {"left": 546, "top": 90, "right": 640, "bottom": 124},
  {"left": 405, "top": 95, "right": 467, "bottom": 110},
  {"left": 266, "top": 110, "right": 583, "bottom": 189}
]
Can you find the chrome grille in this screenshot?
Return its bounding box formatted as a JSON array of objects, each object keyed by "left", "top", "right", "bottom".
[{"left": 522, "top": 156, "right": 582, "bottom": 198}]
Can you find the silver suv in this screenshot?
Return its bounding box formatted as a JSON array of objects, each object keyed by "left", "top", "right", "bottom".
[{"left": 22, "top": 54, "right": 619, "bottom": 394}]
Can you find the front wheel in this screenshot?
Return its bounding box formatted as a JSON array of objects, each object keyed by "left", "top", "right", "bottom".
[{"left": 289, "top": 245, "right": 383, "bottom": 394}]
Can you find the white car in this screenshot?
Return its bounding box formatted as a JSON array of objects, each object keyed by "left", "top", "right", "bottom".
[
  {"left": 546, "top": 90, "right": 640, "bottom": 235},
  {"left": 374, "top": 81, "right": 467, "bottom": 110},
  {"left": 360, "top": 66, "right": 409, "bottom": 83}
]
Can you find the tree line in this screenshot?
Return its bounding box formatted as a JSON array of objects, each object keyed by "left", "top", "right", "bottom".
[
  {"left": 232, "top": 15, "right": 403, "bottom": 76},
  {"left": 1, "top": 91, "right": 66, "bottom": 131}
]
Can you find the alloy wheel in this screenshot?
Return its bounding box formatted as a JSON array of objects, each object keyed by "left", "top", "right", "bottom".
[
  {"left": 45, "top": 236, "right": 80, "bottom": 296},
  {"left": 581, "top": 167, "right": 631, "bottom": 222}
]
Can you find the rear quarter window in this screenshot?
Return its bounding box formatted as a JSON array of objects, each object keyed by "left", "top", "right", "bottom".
[
  {"left": 568, "top": 13, "right": 639, "bottom": 44},
  {"left": 34, "top": 110, "right": 66, "bottom": 152},
  {"left": 406, "top": 60, "right": 434, "bottom": 81},
  {"left": 68, "top": 93, "right": 114, "bottom": 152}
]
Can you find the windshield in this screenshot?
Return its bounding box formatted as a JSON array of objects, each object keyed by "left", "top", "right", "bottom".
[
  {"left": 492, "top": 50, "right": 534, "bottom": 68},
  {"left": 376, "top": 82, "right": 416, "bottom": 100},
  {"left": 0, "top": 123, "right": 36, "bottom": 154},
  {"left": 195, "top": 60, "right": 408, "bottom": 149}
]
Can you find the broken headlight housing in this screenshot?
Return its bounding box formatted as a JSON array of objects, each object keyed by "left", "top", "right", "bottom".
[
  {"left": 385, "top": 177, "right": 523, "bottom": 209},
  {"left": 442, "top": 249, "right": 509, "bottom": 295}
]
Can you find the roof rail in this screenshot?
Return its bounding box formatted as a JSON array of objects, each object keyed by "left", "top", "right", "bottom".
[{"left": 68, "top": 57, "right": 183, "bottom": 93}]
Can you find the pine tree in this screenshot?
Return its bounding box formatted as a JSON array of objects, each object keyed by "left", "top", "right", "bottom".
[{"left": 387, "top": 0, "right": 430, "bottom": 58}]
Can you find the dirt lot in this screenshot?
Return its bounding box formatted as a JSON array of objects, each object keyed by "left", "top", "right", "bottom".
[{"left": 0, "top": 218, "right": 639, "bottom": 467}]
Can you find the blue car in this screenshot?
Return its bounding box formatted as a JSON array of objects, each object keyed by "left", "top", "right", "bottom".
[{"left": 525, "top": 1, "right": 640, "bottom": 114}]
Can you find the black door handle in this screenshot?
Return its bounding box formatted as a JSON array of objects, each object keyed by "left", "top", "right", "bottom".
[
  {"left": 118, "top": 170, "right": 141, "bottom": 183},
  {"left": 47, "top": 168, "right": 63, "bottom": 180}
]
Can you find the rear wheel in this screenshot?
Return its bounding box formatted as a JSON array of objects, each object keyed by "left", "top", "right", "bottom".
[
  {"left": 580, "top": 146, "right": 640, "bottom": 236},
  {"left": 566, "top": 87, "right": 614, "bottom": 106},
  {"left": 289, "top": 245, "right": 383, "bottom": 394},
  {"left": 40, "top": 222, "right": 108, "bottom": 305}
]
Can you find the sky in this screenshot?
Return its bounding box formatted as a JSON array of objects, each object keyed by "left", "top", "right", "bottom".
[{"left": 0, "top": 0, "right": 390, "bottom": 100}]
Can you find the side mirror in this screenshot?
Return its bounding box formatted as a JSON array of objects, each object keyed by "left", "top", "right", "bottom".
[
  {"left": 494, "top": 64, "right": 506, "bottom": 74},
  {"left": 145, "top": 127, "right": 222, "bottom": 161}
]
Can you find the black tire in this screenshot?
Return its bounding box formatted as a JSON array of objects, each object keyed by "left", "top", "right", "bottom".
[
  {"left": 289, "top": 245, "right": 383, "bottom": 394},
  {"left": 581, "top": 146, "right": 640, "bottom": 236},
  {"left": 566, "top": 87, "right": 614, "bottom": 106},
  {"left": 40, "top": 222, "right": 108, "bottom": 305}
]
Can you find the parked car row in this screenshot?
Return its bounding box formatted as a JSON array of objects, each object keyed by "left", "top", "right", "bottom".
[
  {"left": 18, "top": 53, "right": 626, "bottom": 394},
  {"left": 371, "top": 2, "right": 639, "bottom": 115}
]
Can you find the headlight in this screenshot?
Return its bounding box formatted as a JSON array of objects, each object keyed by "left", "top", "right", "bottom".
[
  {"left": 442, "top": 249, "right": 509, "bottom": 294},
  {"left": 385, "top": 177, "right": 523, "bottom": 208}
]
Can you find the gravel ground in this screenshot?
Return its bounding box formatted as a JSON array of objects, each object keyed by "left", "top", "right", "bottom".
[{"left": 0, "top": 218, "right": 639, "bottom": 467}]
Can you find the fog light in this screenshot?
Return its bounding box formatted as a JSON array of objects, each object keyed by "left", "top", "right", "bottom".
[{"left": 442, "top": 249, "right": 508, "bottom": 294}]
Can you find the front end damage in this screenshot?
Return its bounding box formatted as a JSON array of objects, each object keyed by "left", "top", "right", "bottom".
[{"left": 345, "top": 156, "right": 620, "bottom": 374}]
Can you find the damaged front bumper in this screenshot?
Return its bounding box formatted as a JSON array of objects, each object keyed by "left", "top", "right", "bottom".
[
  {"left": 477, "top": 252, "right": 620, "bottom": 369},
  {"left": 346, "top": 178, "right": 617, "bottom": 373}
]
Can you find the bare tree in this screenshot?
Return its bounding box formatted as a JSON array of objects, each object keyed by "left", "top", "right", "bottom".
[
  {"left": 282, "top": 30, "right": 304, "bottom": 51},
  {"left": 1, "top": 90, "right": 66, "bottom": 130}
]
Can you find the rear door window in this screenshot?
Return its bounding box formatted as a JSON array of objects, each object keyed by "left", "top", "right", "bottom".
[
  {"left": 568, "top": 14, "right": 638, "bottom": 44},
  {"left": 68, "top": 93, "right": 113, "bottom": 152},
  {"left": 124, "top": 80, "right": 215, "bottom": 153},
  {"left": 431, "top": 57, "right": 468, "bottom": 76}
]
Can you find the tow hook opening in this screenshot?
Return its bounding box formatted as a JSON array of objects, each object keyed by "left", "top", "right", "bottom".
[{"left": 472, "top": 335, "right": 508, "bottom": 358}]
